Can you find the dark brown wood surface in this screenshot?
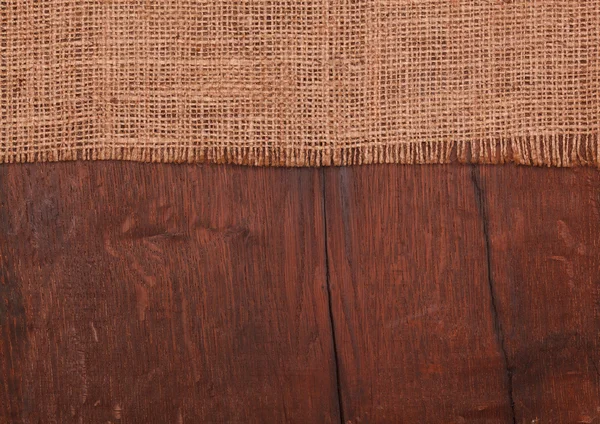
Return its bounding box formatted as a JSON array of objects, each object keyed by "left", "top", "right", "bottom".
[
  {"left": 478, "top": 167, "right": 600, "bottom": 424},
  {"left": 324, "top": 166, "right": 513, "bottom": 423},
  {"left": 0, "top": 163, "right": 339, "bottom": 423},
  {"left": 1, "top": 162, "right": 600, "bottom": 423}
]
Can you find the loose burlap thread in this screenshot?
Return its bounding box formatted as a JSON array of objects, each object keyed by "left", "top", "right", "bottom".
[{"left": 3, "top": 1, "right": 600, "bottom": 166}]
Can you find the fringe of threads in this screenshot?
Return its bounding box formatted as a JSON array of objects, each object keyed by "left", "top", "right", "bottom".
[{"left": 0, "top": 135, "right": 599, "bottom": 167}]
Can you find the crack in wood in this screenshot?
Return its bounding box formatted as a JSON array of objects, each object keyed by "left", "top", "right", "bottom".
[
  {"left": 471, "top": 165, "right": 517, "bottom": 424},
  {"left": 321, "top": 168, "right": 346, "bottom": 424}
]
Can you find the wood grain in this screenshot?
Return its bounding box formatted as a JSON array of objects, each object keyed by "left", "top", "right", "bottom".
[
  {"left": 3, "top": 162, "right": 600, "bottom": 424},
  {"left": 478, "top": 166, "right": 600, "bottom": 424},
  {"left": 323, "top": 165, "right": 514, "bottom": 423},
  {"left": 0, "top": 163, "right": 340, "bottom": 423}
]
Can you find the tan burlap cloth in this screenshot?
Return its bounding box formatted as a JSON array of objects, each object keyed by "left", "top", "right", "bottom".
[{"left": 3, "top": 1, "right": 599, "bottom": 166}]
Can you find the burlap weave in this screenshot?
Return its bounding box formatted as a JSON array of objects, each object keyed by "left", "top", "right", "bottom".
[{"left": 3, "top": 1, "right": 600, "bottom": 166}]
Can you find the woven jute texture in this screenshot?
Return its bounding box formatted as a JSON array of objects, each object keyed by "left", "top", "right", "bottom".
[{"left": 3, "top": 1, "right": 600, "bottom": 166}]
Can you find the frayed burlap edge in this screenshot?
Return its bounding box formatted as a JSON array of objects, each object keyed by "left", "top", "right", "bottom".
[{"left": 1, "top": 134, "right": 599, "bottom": 167}]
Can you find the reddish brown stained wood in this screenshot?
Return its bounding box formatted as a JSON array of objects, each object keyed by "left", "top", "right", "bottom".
[
  {"left": 0, "top": 163, "right": 340, "bottom": 423},
  {"left": 478, "top": 166, "right": 600, "bottom": 424},
  {"left": 3, "top": 161, "right": 600, "bottom": 424},
  {"left": 324, "top": 165, "right": 514, "bottom": 423}
]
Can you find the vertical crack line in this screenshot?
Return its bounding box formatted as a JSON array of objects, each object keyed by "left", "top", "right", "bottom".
[
  {"left": 471, "top": 165, "right": 516, "bottom": 424},
  {"left": 321, "top": 168, "right": 345, "bottom": 424}
]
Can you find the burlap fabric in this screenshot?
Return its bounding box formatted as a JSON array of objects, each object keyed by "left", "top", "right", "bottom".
[{"left": 3, "top": 1, "right": 599, "bottom": 166}]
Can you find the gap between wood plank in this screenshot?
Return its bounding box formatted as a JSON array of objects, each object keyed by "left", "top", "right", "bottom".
[
  {"left": 321, "top": 168, "right": 346, "bottom": 424},
  {"left": 471, "top": 165, "right": 517, "bottom": 424}
]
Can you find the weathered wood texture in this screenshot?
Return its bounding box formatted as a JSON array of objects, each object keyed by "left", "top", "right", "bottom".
[
  {"left": 478, "top": 166, "right": 600, "bottom": 424},
  {"left": 324, "top": 165, "right": 600, "bottom": 424},
  {"left": 0, "top": 163, "right": 340, "bottom": 423},
  {"left": 324, "top": 166, "right": 514, "bottom": 423},
  {"left": 2, "top": 162, "right": 600, "bottom": 424}
]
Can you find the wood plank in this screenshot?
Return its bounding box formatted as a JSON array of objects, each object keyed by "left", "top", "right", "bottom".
[
  {"left": 0, "top": 163, "right": 340, "bottom": 423},
  {"left": 324, "top": 165, "right": 514, "bottom": 423},
  {"left": 478, "top": 165, "right": 600, "bottom": 424}
]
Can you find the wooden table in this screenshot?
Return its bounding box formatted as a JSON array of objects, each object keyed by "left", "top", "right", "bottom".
[{"left": 1, "top": 163, "right": 599, "bottom": 423}]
